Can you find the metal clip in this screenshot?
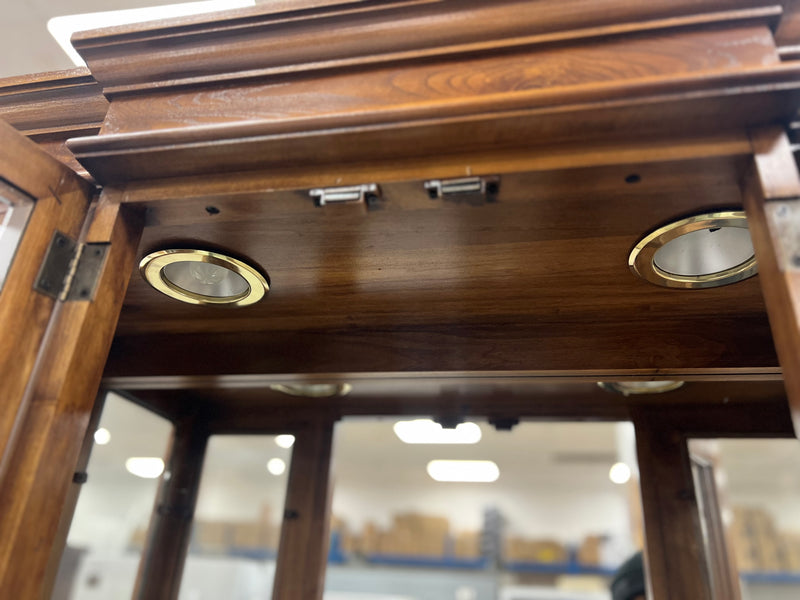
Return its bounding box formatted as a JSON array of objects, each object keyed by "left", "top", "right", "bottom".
[
  {"left": 309, "top": 184, "right": 381, "bottom": 207},
  {"left": 424, "top": 176, "right": 500, "bottom": 200}
]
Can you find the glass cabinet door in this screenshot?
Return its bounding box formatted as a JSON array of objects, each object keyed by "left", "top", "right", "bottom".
[{"left": 0, "top": 180, "right": 34, "bottom": 291}]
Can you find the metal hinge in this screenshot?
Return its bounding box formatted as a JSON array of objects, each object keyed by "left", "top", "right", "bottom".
[{"left": 34, "top": 230, "right": 109, "bottom": 301}]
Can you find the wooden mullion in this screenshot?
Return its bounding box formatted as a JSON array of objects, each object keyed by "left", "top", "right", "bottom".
[
  {"left": 272, "top": 417, "right": 335, "bottom": 600},
  {"left": 742, "top": 126, "right": 800, "bottom": 435},
  {"left": 634, "top": 414, "right": 712, "bottom": 600},
  {"left": 133, "top": 413, "right": 208, "bottom": 600},
  {"left": 0, "top": 194, "right": 143, "bottom": 597}
]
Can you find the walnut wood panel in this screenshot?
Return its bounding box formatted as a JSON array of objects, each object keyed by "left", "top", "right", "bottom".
[
  {"left": 72, "top": 0, "right": 782, "bottom": 94},
  {"left": 0, "top": 121, "right": 92, "bottom": 477},
  {"left": 69, "top": 64, "right": 800, "bottom": 184},
  {"left": 0, "top": 68, "right": 107, "bottom": 136},
  {"left": 120, "top": 380, "right": 792, "bottom": 436},
  {"left": 743, "top": 127, "right": 800, "bottom": 434},
  {"left": 103, "top": 157, "right": 779, "bottom": 378},
  {"left": 272, "top": 418, "right": 334, "bottom": 600},
  {"left": 635, "top": 415, "right": 712, "bottom": 600},
  {"left": 99, "top": 20, "right": 780, "bottom": 134},
  {"left": 0, "top": 197, "right": 143, "bottom": 597},
  {"left": 42, "top": 390, "right": 107, "bottom": 599},
  {"left": 133, "top": 415, "right": 207, "bottom": 600},
  {"left": 776, "top": 0, "right": 800, "bottom": 49}
]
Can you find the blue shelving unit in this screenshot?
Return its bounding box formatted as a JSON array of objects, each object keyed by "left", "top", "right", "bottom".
[
  {"left": 504, "top": 560, "right": 617, "bottom": 577},
  {"left": 364, "top": 554, "right": 489, "bottom": 569},
  {"left": 741, "top": 571, "right": 800, "bottom": 584}
]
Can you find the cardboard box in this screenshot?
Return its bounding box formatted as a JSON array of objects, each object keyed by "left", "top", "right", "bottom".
[
  {"left": 195, "top": 521, "right": 231, "bottom": 553},
  {"left": 505, "top": 537, "right": 567, "bottom": 563},
  {"left": 577, "top": 535, "right": 602, "bottom": 566},
  {"left": 453, "top": 531, "right": 482, "bottom": 559}
]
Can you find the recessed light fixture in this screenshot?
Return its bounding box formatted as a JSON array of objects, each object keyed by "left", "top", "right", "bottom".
[
  {"left": 140, "top": 249, "right": 268, "bottom": 306},
  {"left": 125, "top": 457, "right": 165, "bottom": 479},
  {"left": 609, "top": 462, "right": 632, "bottom": 485},
  {"left": 427, "top": 460, "right": 500, "bottom": 483},
  {"left": 94, "top": 428, "right": 111, "bottom": 445},
  {"left": 629, "top": 211, "right": 757, "bottom": 289},
  {"left": 269, "top": 383, "right": 352, "bottom": 398},
  {"left": 598, "top": 381, "right": 684, "bottom": 396},
  {"left": 394, "top": 419, "right": 482, "bottom": 444}
]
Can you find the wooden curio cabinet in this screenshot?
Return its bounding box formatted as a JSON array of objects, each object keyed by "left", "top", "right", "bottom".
[{"left": 1, "top": 1, "right": 800, "bottom": 598}]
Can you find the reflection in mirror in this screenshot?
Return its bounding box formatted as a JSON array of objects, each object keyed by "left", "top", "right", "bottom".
[
  {"left": 0, "top": 181, "right": 35, "bottom": 292},
  {"left": 51, "top": 392, "right": 172, "bottom": 600},
  {"left": 179, "top": 435, "right": 293, "bottom": 599},
  {"left": 325, "top": 418, "right": 644, "bottom": 599},
  {"left": 692, "top": 439, "right": 800, "bottom": 600}
]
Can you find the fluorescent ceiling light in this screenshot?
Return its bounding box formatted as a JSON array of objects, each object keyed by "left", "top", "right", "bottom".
[
  {"left": 427, "top": 460, "right": 499, "bottom": 483},
  {"left": 609, "top": 462, "right": 632, "bottom": 485},
  {"left": 267, "top": 458, "right": 286, "bottom": 476},
  {"left": 125, "top": 457, "right": 165, "bottom": 479},
  {"left": 394, "top": 419, "right": 482, "bottom": 444},
  {"left": 275, "top": 434, "right": 295, "bottom": 449},
  {"left": 48, "top": 0, "right": 256, "bottom": 66},
  {"left": 94, "top": 427, "right": 111, "bottom": 445}
]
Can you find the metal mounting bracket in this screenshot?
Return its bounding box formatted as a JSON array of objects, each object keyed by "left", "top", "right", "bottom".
[{"left": 309, "top": 184, "right": 381, "bottom": 207}]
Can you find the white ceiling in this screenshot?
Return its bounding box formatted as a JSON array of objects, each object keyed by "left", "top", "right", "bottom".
[{"left": 1, "top": 0, "right": 274, "bottom": 79}]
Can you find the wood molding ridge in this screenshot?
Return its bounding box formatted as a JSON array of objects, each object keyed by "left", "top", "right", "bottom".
[
  {"left": 67, "top": 64, "right": 800, "bottom": 183},
  {"left": 71, "top": 2, "right": 783, "bottom": 95},
  {"left": 0, "top": 69, "right": 108, "bottom": 137}
]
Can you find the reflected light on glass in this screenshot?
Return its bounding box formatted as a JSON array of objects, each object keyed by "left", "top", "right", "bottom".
[
  {"left": 93, "top": 427, "right": 111, "bottom": 445},
  {"left": 162, "top": 260, "right": 250, "bottom": 298},
  {"left": 394, "top": 419, "right": 482, "bottom": 444},
  {"left": 654, "top": 227, "right": 754, "bottom": 277},
  {"left": 267, "top": 458, "right": 286, "bottom": 476},
  {"left": 609, "top": 462, "right": 632, "bottom": 485},
  {"left": 275, "top": 434, "right": 295, "bottom": 449},
  {"left": 125, "top": 457, "right": 165, "bottom": 479},
  {"left": 427, "top": 460, "right": 499, "bottom": 483}
]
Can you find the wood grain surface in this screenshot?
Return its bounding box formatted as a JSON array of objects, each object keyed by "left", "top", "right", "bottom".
[
  {"left": 743, "top": 127, "right": 800, "bottom": 435},
  {"left": 0, "top": 196, "right": 143, "bottom": 598},
  {"left": 98, "top": 21, "right": 780, "bottom": 133},
  {"left": 272, "top": 418, "right": 335, "bottom": 600},
  {"left": 72, "top": 0, "right": 783, "bottom": 93},
  {"left": 102, "top": 157, "right": 779, "bottom": 378},
  {"left": 635, "top": 414, "right": 712, "bottom": 600},
  {"left": 133, "top": 415, "right": 207, "bottom": 600},
  {"left": 0, "top": 121, "right": 92, "bottom": 478}
]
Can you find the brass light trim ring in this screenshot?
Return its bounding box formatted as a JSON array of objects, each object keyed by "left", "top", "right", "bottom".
[
  {"left": 598, "top": 381, "right": 685, "bottom": 396},
  {"left": 628, "top": 211, "right": 757, "bottom": 289},
  {"left": 139, "top": 249, "right": 268, "bottom": 306}
]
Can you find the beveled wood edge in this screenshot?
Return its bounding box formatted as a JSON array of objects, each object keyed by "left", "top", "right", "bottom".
[
  {"left": 0, "top": 68, "right": 108, "bottom": 141},
  {"left": 102, "top": 368, "right": 783, "bottom": 391},
  {"left": 79, "top": 5, "right": 783, "bottom": 96},
  {"left": 70, "top": 65, "right": 800, "bottom": 153},
  {"left": 66, "top": 64, "right": 800, "bottom": 184},
  {"left": 0, "top": 68, "right": 94, "bottom": 93}
]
